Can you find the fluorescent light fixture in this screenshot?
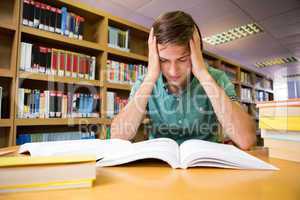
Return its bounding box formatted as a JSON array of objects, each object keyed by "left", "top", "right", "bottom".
[
  {"left": 255, "top": 56, "right": 299, "bottom": 68},
  {"left": 203, "top": 23, "right": 263, "bottom": 45}
]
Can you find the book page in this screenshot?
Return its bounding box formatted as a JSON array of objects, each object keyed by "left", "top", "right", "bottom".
[
  {"left": 19, "top": 139, "right": 132, "bottom": 161},
  {"left": 97, "top": 138, "right": 180, "bottom": 168},
  {"left": 179, "top": 139, "right": 278, "bottom": 170}
]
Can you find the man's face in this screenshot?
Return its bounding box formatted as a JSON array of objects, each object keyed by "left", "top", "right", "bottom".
[{"left": 158, "top": 43, "right": 192, "bottom": 89}]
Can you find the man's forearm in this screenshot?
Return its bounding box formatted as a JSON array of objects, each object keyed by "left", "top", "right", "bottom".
[
  {"left": 111, "top": 75, "right": 156, "bottom": 140},
  {"left": 195, "top": 69, "right": 256, "bottom": 150}
]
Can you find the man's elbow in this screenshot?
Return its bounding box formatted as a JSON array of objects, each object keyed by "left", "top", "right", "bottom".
[{"left": 238, "top": 133, "right": 257, "bottom": 150}]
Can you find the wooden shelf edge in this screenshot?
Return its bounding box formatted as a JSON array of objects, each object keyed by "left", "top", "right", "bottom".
[
  {"left": 241, "top": 82, "right": 254, "bottom": 88},
  {"left": 21, "top": 26, "right": 105, "bottom": 52},
  {"left": 0, "top": 119, "right": 13, "bottom": 127},
  {"left": 107, "top": 47, "right": 148, "bottom": 62},
  {"left": 18, "top": 71, "right": 101, "bottom": 87},
  {"left": 15, "top": 118, "right": 110, "bottom": 126},
  {"left": 0, "top": 21, "right": 16, "bottom": 31},
  {"left": 105, "top": 82, "right": 132, "bottom": 91},
  {"left": 0, "top": 68, "right": 13, "bottom": 78}
]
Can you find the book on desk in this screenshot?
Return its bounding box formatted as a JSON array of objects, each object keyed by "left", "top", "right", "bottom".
[
  {"left": 18, "top": 138, "right": 278, "bottom": 170},
  {"left": 0, "top": 155, "right": 96, "bottom": 193}
]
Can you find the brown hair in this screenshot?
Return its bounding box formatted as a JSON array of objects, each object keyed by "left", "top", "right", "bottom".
[{"left": 152, "top": 11, "right": 203, "bottom": 50}]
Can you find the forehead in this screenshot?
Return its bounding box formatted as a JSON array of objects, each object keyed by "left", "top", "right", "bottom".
[{"left": 157, "top": 43, "right": 189, "bottom": 59}]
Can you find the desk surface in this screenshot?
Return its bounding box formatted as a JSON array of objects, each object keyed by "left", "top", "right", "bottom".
[{"left": 0, "top": 147, "right": 300, "bottom": 200}]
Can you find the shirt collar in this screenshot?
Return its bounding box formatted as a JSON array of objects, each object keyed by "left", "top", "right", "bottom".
[{"left": 159, "top": 73, "right": 197, "bottom": 96}]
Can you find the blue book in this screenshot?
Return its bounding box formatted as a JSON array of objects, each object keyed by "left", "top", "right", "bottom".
[
  {"left": 61, "top": 7, "right": 67, "bottom": 36},
  {"left": 88, "top": 94, "right": 93, "bottom": 116},
  {"left": 35, "top": 90, "right": 40, "bottom": 117},
  {"left": 79, "top": 93, "right": 84, "bottom": 117}
]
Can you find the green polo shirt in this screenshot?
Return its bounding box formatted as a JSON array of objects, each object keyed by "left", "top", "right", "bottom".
[{"left": 129, "top": 65, "right": 237, "bottom": 144}]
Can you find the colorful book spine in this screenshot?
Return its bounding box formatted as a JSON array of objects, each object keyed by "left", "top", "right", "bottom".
[
  {"left": 16, "top": 131, "right": 96, "bottom": 145},
  {"left": 22, "top": 0, "right": 85, "bottom": 40},
  {"left": 106, "top": 59, "right": 147, "bottom": 84},
  {"left": 19, "top": 42, "right": 96, "bottom": 80},
  {"left": 17, "top": 89, "right": 100, "bottom": 119}
]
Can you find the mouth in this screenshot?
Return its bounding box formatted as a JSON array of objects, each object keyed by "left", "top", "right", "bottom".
[{"left": 169, "top": 76, "right": 181, "bottom": 81}]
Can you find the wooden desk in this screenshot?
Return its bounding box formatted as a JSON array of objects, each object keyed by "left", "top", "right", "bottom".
[{"left": 0, "top": 147, "right": 300, "bottom": 200}]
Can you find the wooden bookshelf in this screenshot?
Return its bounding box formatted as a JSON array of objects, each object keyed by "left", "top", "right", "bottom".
[
  {"left": 21, "top": 26, "right": 105, "bottom": 52},
  {"left": 105, "top": 82, "right": 132, "bottom": 91},
  {"left": 0, "top": 0, "right": 274, "bottom": 147},
  {"left": 0, "top": 0, "right": 19, "bottom": 147},
  {"left": 19, "top": 71, "right": 101, "bottom": 87},
  {"left": 0, "top": 119, "right": 13, "bottom": 127},
  {"left": 107, "top": 47, "right": 148, "bottom": 62}
]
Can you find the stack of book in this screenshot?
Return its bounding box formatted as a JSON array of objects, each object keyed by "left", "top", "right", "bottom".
[
  {"left": 256, "top": 90, "right": 265, "bottom": 102},
  {"left": 0, "top": 155, "right": 96, "bottom": 193},
  {"left": 108, "top": 26, "right": 129, "bottom": 52},
  {"left": 106, "top": 60, "right": 147, "bottom": 85},
  {"left": 257, "top": 99, "right": 300, "bottom": 162},
  {"left": 16, "top": 131, "right": 96, "bottom": 145},
  {"left": 240, "top": 71, "right": 251, "bottom": 85},
  {"left": 241, "top": 87, "right": 252, "bottom": 102},
  {"left": 18, "top": 89, "right": 100, "bottom": 119},
  {"left": 20, "top": 42, "right": 96, "bottom": 80},
  {"left": 22, "top": 0, "right": 85, "bottom": 40},
  {"left": 106, "top": 91, "right": 128, "bottom": 118}
]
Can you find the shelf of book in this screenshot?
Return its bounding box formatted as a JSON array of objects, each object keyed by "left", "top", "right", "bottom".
[
  {"left": 21, "top": 26, "right": 105, "bottom": 52},
  {"left": 18, "top": 71, "right": 101, "bottom": 87}
]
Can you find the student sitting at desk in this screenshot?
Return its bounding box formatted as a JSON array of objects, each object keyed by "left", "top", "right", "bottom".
[{"left": 110, "top": 11, "right": 256, "bottom": 150}]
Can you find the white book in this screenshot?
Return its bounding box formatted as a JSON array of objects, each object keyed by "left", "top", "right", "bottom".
[
  {"left": 17, "top": 88, "right": 25, "bottom": 118},
  {"left": 18, "top": 138, "right": 278, "bottom": 170},
  {"left": 25, "top": 43, "right": 32, "bottom": 72},
  {"left": 44, "top": 90, "right": 50, "bottom": 118},
  {"left": 106, "top": 92, "right": 115, "bottom": 118},
  {"left": 89, "top": 56, "right": 96, "bottom": 80},
  {"left": 20, "top": 42, "right": 27, "bottom": 71},
  {"left": 261, "top": 129, "right": 300, "bottom": 142}
]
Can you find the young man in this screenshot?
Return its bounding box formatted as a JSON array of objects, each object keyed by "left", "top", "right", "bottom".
[{"left": 111, "top": 11, "right": 256, "bottom": 150}]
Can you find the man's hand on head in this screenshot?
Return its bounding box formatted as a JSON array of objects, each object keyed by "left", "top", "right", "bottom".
[
  {"left": 189, "top": 27, "right": 207, "bottom": 78},
  {"left": 146, "top": 27, "right": 161, "bottom": 83}
]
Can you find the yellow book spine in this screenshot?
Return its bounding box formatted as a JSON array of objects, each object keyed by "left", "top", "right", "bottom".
[
  {"left": 0, "top": 178, "right": 95, "bottom": 191},
  {"left": 259, "top": 117, "right": 300, "bottom": 131}
]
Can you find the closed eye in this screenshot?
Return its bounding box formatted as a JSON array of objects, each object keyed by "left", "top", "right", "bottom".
[{"left": 160, "top": 58, "right": 168, "bottom": 63}]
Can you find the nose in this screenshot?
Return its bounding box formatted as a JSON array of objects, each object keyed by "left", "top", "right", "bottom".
[{"left": 169, "top": 62, "right": 180, "bottom": 76}]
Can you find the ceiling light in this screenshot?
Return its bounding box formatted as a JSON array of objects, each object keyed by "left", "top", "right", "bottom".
[
  {"left": 255, "top": 56, "right": 299, "bottom": 68},
  {"left": 203, "top": 23, "right": 263, "bottom": 45}
]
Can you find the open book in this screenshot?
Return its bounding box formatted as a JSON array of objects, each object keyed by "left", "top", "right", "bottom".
[{"left": 19, "top": 138, "right": 278, "bottom": 170}]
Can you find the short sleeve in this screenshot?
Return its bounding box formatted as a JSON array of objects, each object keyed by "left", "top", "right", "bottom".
[{"left": 217, "top": 72, "right": 238, "bottom": 101}]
